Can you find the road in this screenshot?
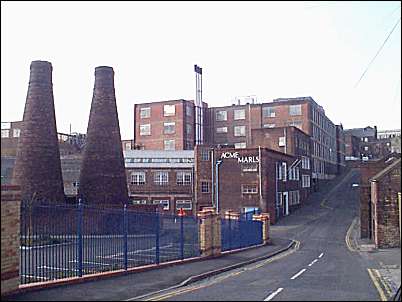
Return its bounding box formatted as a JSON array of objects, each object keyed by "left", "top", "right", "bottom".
[{"left": 140, "top": 169, "right": 381, "bottom": 301}]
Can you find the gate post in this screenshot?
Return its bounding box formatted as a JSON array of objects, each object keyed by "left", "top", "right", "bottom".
[
  {"left": 253, "top": 213, "right": 270, "bottom": 245},
  {"left": 198, "top": 207, "right": 221, "bottom": 257},
  {"left": 1, "top": 185, "right": 21, "bottom": 297},
  {"left": 77, "top": 199, "right": 83, "bottom": 277},
  {"left": 123, "top": 204, "right": 128, "bottom": 271}
]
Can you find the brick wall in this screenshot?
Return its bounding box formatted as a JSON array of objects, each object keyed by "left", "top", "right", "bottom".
[
  {"left": 371, "top": 162, "right": 401, "bottom": 248},
  {"left": 1, "top": 185, "right": 20, "bottom": 296}
]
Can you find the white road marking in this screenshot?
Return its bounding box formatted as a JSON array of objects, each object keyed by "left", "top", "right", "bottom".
[
  {"left": 290, "top": 268, "right": 307, "bottom": 280},
  {"left": 318, "top": 252, "right": 324, "bottom": 258},
  {"left": 264, "top": 288, "right": 284, "bottom": 301},
  {"left": 308, "top": 259, "right": 318, "bottom": 267}
]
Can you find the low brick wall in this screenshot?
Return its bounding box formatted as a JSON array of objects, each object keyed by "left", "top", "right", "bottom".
[{"left": 1, "top": 185, "right": 21, "bottom": 296}]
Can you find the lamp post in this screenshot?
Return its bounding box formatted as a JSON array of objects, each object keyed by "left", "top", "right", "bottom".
[{"left": 215, "top": 159, "right": 223, "bottom": 214}]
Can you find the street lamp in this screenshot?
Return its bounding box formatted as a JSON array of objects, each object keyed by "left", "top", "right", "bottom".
[{"left": 215, "top": 159, "right": 223, "bottom": 214}]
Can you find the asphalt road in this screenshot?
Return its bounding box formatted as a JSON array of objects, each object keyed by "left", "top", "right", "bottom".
[{"left": 141, "top": 169, "right": 381, "bottom": 301}]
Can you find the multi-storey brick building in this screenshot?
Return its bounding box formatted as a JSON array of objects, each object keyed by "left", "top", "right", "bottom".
[
  {"left": 208, "top": 102, "right": 262, "bottom": 149},
  {"left": 124, "top": 150, "right": 195, "bottom": 215},
  {"left": 336, "top": 124, "right": 346, "bottom": 174},
  {"left": 134, "top": 99, "right": 209, "bottom": 151},
  {"left": 133, "top": 96, "right": 342, "bottom": 181},
  {"left": 262, "top": 97, "right": 338, "bottom": 180},
  {"left": 344, "top": 126, "right": 378, "bottom": 160},
  {"left": 194, "top": 145, "right": 311, "bottom": 224},
  {"left": 250, "top": 126, "right": 313, "bottom": 194}
]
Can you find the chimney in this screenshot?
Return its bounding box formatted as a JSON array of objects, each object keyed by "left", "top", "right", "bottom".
[
  {"left": 79, "top": 66, "right": 128, "bottom": 205},
  {"left": 12, "top": 61, "right": 65, "bottom": 202}
]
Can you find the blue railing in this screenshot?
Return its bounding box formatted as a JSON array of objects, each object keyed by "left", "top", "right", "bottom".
[
  {"left": 221, "top": 214, "right": 263, "bottom": 252},
  {"left": 20, "top": 200, "right": 199, "bottom": 284}
]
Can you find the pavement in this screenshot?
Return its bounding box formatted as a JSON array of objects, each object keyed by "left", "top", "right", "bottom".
[
  {"left": 3, "top": 238, "right": 294, "bottom": 301},
  {"left": 348, "top": 217, "right": 401, "bottom": 301}
]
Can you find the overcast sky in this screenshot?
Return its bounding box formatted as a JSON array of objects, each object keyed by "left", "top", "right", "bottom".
[{"left": 2, "top": 1, "right": 401, "bottom": 139}]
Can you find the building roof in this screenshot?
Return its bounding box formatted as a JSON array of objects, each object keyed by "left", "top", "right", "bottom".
[
  {"left": 344, "top": 126, "right": 376, "bottom": 138},
  {"left": 123, "top": 150, "right": 194, "bottom": 168},
  {"left": 370, "top": 158, "right": 401, "bottom": 182}
]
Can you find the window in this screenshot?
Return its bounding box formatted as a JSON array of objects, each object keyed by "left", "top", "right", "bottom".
[
  {"left": 263, "top": 107, "right": 276, "bottom": 118},
  {"left": 277, "top": 192, "right": 283, "bottom": 206},
  {"left": 289, "top": 104, "right": 302, "bottom": 116},
  {"left": 263, "top": 124, "right": 275, "bottom": 128},
  {"left": 201, "top": 149, "right": 210, "bottom": 161},
  {"left": 242, "top": 184, "right": 258, "bottom": 194},
  {"left": 201, "top": 182, "right": 210, "bottom": 193},
  {"left": 278, "top": 137, "right": 286, "bottom": 147},
  {"left": 364, "top": 146, "right": 369, "bottom": 151},
  {"left": 184, "top": 140, "right": 193, "bottom": 150},
  {"left": 289, "top": 121, "right": 302, "bottom": 129},
  {"left": 154, "top": 171, "right": 169, "bottom": 185},
  {"left": 164, "top": 139, "right": 175, "bottom": 151},
  {"left": 140, "top": 107, "right": 151, "bottom": 119},
  {"left": 216, "top": 110, "right": 227, "bottom": 121},
  {"left": 153, "top": 200, "right": 170, "bottom": 210},
  {"left": 164, "top": 104, "right": 175, "bottom": 116},
  {"left": 164, "top": 122, "right": 175, "bottom": 134},
  {"left": 278, "top": 162, "right": 287, "bottom": 181},
  {"left": 176, "top": 172, "right": 192, "bottom": 185},
  {"left": 234, "top": 142, "right": 247, "bottom": 149},
  {"left": 176, "top": 200, "right": 192, "bottom": 210},
  {"left": 364, "top": 137, "right": 368, "bottom": 142},
  {"left": 234, "top": 125, "right": 246, "bottom": 137},
  {"left": 302, "top": 175, "right": 311, "bottom": 188},
  {"left": 140, "top": 124, "right": 151, "bottom": 136},
  {"left": 242, "top": 164, "right": 258, "bottom": 172},
  {"left": 133, "top": 200, "right": 147, "bottom": 205},
  {"left": 186, "top": 105, "right": 192, "bottom": 116},
  {"left": 124, "top": 142, "right": 131, "bottom": 150},
  {"left": 295, "top": 167, "right": 299, "bottom": 180},
  {"left": 216, "top": 127, "right": 228, "bottom": 133},
  {"left": 302, "top": 156, "right": 310, "bottom": 170},
  {"left": 234, "top": 109, "right": 245, "bottom": 120},
  {"left": 1, "top": 129, "right": 9, "bottom": 138},
  {"left": 13, "top": 128, "right": 21, "bottom": 137},
  {"left": 131, "top": 172, "right": 146, "bottom": 185}
]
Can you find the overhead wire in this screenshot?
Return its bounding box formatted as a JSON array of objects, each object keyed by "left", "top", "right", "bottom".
[{"left": 354, "top": 17, "right": 401, "bottom": 88}]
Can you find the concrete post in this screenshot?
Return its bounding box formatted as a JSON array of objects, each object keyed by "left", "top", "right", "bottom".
[
  {"left": 253, "top": 213, "right": 270, "bottom": 244},
  {"left": 1, "top": 185, "right": 21, "bottom": 297}
]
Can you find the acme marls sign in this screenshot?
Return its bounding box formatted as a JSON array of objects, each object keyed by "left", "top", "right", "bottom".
[{"left": 220, "top": 152, "right": 260, "bottom": 163}]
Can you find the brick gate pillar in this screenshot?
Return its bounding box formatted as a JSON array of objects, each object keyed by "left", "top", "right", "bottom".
[
  {"left": 253, "top": 213, "right": 270, "bottom": 244},
  {"left": 1, "top": 185, "right": 21, "bottom": 297},
  {"left": 198, "top": 207, "right": 221, "bottom": 257}
]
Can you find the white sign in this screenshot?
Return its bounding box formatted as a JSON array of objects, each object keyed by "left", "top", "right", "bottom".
[{"left": 220, "top": 152, "right": 260, "bottom": 164}]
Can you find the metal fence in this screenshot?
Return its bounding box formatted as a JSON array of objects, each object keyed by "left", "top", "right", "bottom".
[
  {"left": 20, "top": 200, "right": 199, "bottom": 284},
  {"left": 221, "top": 213, "right": 263, "bottom": 252}
]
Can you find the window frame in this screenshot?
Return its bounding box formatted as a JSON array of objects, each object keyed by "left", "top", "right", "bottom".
[
  {"left": 140, "top": 124, "right": 151, "bottom": 136},
  {"left": 176, "top": 200, "right": 192, "bottom": 210},
  {"left": 234, "top": 109, "right": 246, "bottom": 120},
  {"left": 234, "top": 125, "right": 246, "bottom": 137},
  {"left": 154, "top": 171, "right": 169, "bottom": 186},
  {"left": 140, "top": 107, "right": 151, "bottom": 119},
  {"left": 215, "top": 110, "right": 227, "bottom": 121}
]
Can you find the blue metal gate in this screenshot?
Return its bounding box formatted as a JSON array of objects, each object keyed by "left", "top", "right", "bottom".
[
  {"left": 20, "top": 200, "right": 199, "bottom": 284},
  {"left": 221, "top": 215, "right": 263, "bottom": 252}
]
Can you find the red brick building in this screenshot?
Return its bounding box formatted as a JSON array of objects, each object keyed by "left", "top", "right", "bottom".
[
  {"left": 336, "top": 124, "right": 346, "bottom": 174},
  {"left": 134, "top": 99, "right": 209, "bottom": 150},
  {"left": 124, "top": 150, "right": 195, "bottom": 216},
  {"left": 194, "top": 145, "right": 310, "bottom": 224},
  {"left": 370, "top": 158, "right": 401, "bottom": 248},
  {"left": 133, "top": 96, "right": 342, "bottom": 182}
]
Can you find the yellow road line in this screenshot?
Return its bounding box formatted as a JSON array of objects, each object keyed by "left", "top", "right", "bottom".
[
  {"left": 320, "top": 199, "right": 333, "bottom": 210},
  {"left": 373, "top": 269, "right": 393, "bottom": 298},
  {"left": 345, "top": 217, "right": 357, "bottom": 252},
  {"left": 145, "top": 240, "right": 300, "bottom": 301},
  {"left": 367, "top": 268, "right": 388, "bottom": 301}
]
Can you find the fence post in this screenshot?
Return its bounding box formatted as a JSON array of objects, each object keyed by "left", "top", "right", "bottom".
[
  {"left": 180, "top": 214, "right": 184, "bottom": 260},
  {"left": 123, "top": 204, "right": 128, "bottom": 271},
  {"left": 228, "top": 215, "right": 232, "bottom": 250},
  {"left": 77, "top": 199, "right": 83, "bottom": 277},
  {"left": 155, "top": 212, "right": 160, "bottom": 265}
]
